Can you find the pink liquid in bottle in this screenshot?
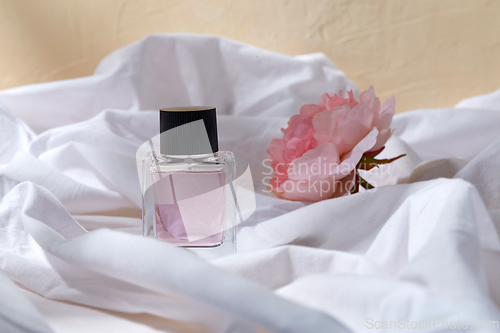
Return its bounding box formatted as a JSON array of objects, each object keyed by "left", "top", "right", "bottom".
[{"left": 151, "top": 171, "right": 225, "bottom": 247}]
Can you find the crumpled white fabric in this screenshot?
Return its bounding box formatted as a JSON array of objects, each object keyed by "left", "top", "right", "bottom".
[{"left": 0, "top": 33, "right": 499, "bottom": 333}]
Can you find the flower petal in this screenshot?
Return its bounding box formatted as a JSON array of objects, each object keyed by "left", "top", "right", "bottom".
[
  {"left": 312, "top": 107, "right": 348, "bottom": 145},
  {"left": 267, "top": 138, "right": 286, "bottom": 163},
  {"left": 300, "top": 103, "right": 325, "bottom": 117},
  {"left": 319, "top": 91, "right": 346, "bottom": 111},
  {"left": 288, "top": 142, "right": 340, "bottom": 180},
  {"left": 275, "top": 177, "right": 335, "bottom": 202},
  {"left": 330, "top": 127, "right": 379, "bottom": 178},
  {"left": 347, "top": 90, "right": 359, "bottom": 107},
  {"left": 336, "top": 103, "right": 374, "bottom": 155},
  {"left": 375, "top": 95, "right": 395, "bottom": 130},
  {"left": 368, "top": 128, "right": 393, "bottom": 153},
  {"left": 359, "top": 86, "right": 376, "bottom": 109}
]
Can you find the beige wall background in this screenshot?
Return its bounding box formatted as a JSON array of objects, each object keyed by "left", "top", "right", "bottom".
[{"left": 1, "top": 0, "right": 499, "bottom": 113}]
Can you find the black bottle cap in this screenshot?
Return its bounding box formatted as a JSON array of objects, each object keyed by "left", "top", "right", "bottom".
[{"left": 159, "top": 106, "right": 219, "bottom": 155}]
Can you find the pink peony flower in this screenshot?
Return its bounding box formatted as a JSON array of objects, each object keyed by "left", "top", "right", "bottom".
[{"left": 267, "top": 86, "right": 398, "bottom": 202}]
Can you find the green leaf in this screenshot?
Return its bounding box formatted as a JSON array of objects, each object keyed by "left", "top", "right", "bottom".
[
  {"left": 356, "top": 162, "right": 379, "bottom": 171},
  {"left": 359, "top": 175, "right": 375, "bottom": 190},
  {"left": 357, "top": 153, "right": 406, "bottom": 170}
]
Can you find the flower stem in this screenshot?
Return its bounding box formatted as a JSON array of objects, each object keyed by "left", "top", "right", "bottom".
[{"left": 350, "top": 170, "right": 360, "bottom": 194}]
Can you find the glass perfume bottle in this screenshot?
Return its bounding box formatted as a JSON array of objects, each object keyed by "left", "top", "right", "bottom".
[{"left": 141, "top": 107, "right": 237, "bottom": 258}]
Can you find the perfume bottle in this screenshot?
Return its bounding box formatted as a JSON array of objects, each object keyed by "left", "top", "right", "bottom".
[{"left": 141, "top": 106, "right": 237, "bottom": 258}]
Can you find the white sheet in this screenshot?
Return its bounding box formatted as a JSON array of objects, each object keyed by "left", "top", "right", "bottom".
[{"left": 0, "top": 33, "right": 499, "bottom": 333}]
